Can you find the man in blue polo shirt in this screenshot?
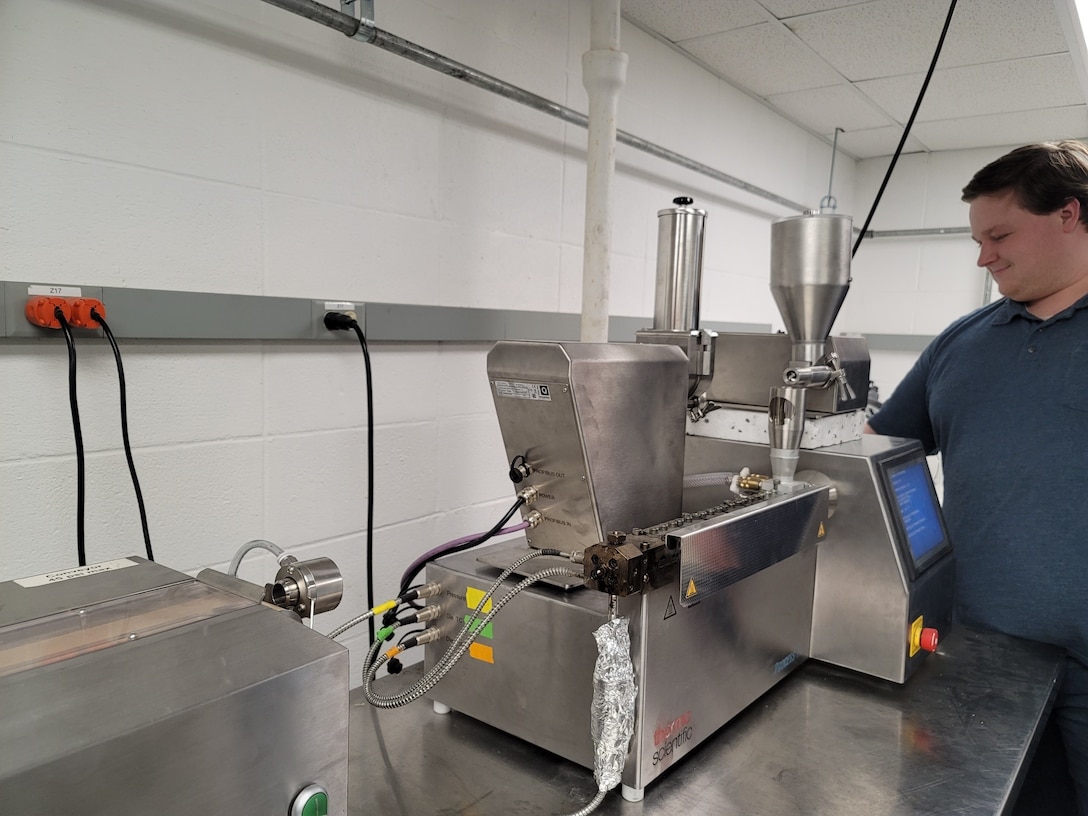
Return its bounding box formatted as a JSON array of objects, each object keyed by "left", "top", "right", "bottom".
[{"left": 867, "top": 141, "right": 1088, "bottom": 815}]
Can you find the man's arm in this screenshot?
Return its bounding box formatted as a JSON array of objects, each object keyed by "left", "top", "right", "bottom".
[{"left": 865, "top": 351, "right": 939, "bottom": 454}]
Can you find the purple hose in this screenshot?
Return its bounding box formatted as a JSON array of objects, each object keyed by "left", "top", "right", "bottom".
[{"left": 400, "top": 520, "right": 531, "bottom": 590}]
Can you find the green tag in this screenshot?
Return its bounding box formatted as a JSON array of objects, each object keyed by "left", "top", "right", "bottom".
[{"left": 463, "top": 614, "right": 493, "bottom": 639}]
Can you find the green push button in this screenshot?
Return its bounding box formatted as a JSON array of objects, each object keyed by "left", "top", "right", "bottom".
[
  {"left": 291, "top": 784, "right": 328, "bottom": 816},
  {"left": 302, "top": 792, "right": 328, "bottom": 816}
]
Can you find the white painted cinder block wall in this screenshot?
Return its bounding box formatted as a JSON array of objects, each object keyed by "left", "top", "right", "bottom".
[
  {"left": 845, "top": 147, "right": 1011, "bottom": 402},
  {"left": 1, "top": 0, "right": 1004, "bottom": 685}
]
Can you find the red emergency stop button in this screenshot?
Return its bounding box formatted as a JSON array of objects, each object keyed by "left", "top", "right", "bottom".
[{"left": 919, "top": 627, "right": 939, "bottom": 652}]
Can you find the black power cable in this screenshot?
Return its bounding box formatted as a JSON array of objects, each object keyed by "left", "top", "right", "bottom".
[
  {"left": 91, "top": 308, "right": 154, "bottom": 562},
  {"left": 852, "top": 0, "right": 958, "bottom": 258},
  {"left": 397, "top": 496, "right": 527, "bottom": 597},
  {"left": 324, "top": 311, "right": 377, "bottom": 642},
  {"left": 56, "top": 308, "right": 87, "bottom": 567},
  {"left": 353, "top": 320, "right": 376, "bottom": 644}
]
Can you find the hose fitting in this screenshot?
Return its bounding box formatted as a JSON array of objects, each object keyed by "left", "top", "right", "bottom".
[
  {"left": 401, "top": 604, "right": 443, "bottom": 625},
  {"left": 402, "top": 581, "right": 443, "bottom": 602}
]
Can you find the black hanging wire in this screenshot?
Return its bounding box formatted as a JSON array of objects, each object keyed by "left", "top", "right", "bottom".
[
  {"left": 56, "top": 309, "right": 87, "bottom": 567},
  {"left": 349, "top": 319, "right": 377, "bottom": 643},
  {"left": 91, "top": 308, "right": 154, "bottom": 562},
  {"left": 852, "top": 0, "right": 958, "bottom": 257}
]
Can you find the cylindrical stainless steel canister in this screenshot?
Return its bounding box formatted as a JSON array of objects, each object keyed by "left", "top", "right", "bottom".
[
  {"left": 769, "top": 213, "right": 852, "bottom": 365},
  {"left": 653, "top": 197, "right": 707, "bottom": 332}
]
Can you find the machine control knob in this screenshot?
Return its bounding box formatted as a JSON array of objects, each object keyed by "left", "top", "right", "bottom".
[
  {"left": 919, "top": 628, "right": 939, "bottom": 652},
  {"left": 673, "top": 196, "right": 694, "bottom": 206}
]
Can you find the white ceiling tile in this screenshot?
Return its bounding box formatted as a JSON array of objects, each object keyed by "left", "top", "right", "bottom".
[
  {"left": 627, "top": 0, "right": 1086, "bottom": 158},
  {"left": 756, "top": 0, "right": 874, "bottom": 19},
  {"left": 766, "top": 84, "right": 894, "bottom": 135},
  {"left": 911, "top": 106, "right": 1088, "bottom": 151},
  {"left": 623, "top": 0, "right": 768, "bottom": 42},
  {"left": 858, "top": 54, "right": 1083, "bottom": 123},
  {"left": 835, "top": 127, "right": 928, "bottom": 159},
  {"left": 936, "top": 0, "right": 1067, "bottom": 69},
  {"left": 786, "top": 0, "right": 1066, "bottom": 82},
  {"left": 785, "top": 0, "right": 955, "bottom": 80},
  {"left": 679, "top": 23, "right": 844, "bottom": 95}
]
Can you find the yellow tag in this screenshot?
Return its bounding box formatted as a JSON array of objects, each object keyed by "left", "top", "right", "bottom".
[
  {"left": 818, "top": 522, "right": 826, "bottom": 538},
  {"left": 685, "top": 578, "right": 697, "bottom": 598},
  {"left": 909, "top": 615, "right": 924, "bottom": 657},
  {"left": 465, "top": 587, "right": 492, "bottom": 614}
]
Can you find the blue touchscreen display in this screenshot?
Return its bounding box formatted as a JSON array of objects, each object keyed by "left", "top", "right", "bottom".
[{"left": 888, "top": 460, "right": 946, "bottom": 566}]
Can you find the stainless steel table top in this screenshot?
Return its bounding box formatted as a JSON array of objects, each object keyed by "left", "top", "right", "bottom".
[{"left": 349, "top": 626, "right": 1063, "bottom": 815}]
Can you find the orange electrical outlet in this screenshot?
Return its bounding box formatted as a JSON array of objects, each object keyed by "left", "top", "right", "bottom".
[
  {"left": 24, "top": 296, "right": 105, "bottom": 330},
  {"left": 69, "top": 298, "right": 106, "bottom": 329},
  {"left": 24, "top": 296, "right": 73, "bottom": 329}
]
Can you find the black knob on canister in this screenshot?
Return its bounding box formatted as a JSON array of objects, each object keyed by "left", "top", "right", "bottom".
[
  {"left": 509, "top": 455, "right": 531, "bottom": 484},
  {"left": 673, "top": 196, "right": 694, "bottom": 206}
]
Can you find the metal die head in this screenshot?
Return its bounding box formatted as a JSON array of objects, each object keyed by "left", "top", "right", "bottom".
[
  {"left": 584, "top": 535, "right": 676, "bottom": 596},
  {"left": 585, "top": 539, "right": 647, "bottom": 596},
  {"left": 273, "top": 557, "right": 344, "bottom": 617}
]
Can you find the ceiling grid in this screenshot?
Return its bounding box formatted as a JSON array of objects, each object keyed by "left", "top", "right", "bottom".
[{"left": 623, "top": 0, "right": 1088, "bottom": 158}]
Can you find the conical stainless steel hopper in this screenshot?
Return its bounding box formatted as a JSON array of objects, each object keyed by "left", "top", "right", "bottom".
[
  {"left": 768, "top": 213, "right": 852, "bottom": 483},
  {"left": 770, "top": 214, "right": 852, "bottom": 366}
]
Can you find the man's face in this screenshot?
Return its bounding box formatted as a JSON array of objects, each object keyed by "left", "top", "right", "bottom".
[{"left": 968, "top": 192, "right": 1079, "bottom": 306}]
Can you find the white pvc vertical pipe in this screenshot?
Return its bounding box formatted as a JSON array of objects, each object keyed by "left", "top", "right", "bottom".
[{"left": 580, "top": 0, "right": 628, "bottom": 343}]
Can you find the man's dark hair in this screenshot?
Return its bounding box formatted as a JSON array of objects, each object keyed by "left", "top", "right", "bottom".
[{"left": 962, "top": 140, "right": 1088, "bottom": 226}]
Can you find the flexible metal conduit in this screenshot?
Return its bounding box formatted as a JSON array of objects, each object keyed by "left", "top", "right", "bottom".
[{"left": 258, "top": 0, "right": 810, "bottom": 213}]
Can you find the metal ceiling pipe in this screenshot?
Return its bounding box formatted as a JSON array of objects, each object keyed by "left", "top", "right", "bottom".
[
  {"left": 263, "top": 0, "right": 358, "bottom": 35},
  {"left": 865, "top": 226, "right": 971, "bottom": 238},
  {"left": 258, "top": 0, "right": 810, "bottom": 214}
]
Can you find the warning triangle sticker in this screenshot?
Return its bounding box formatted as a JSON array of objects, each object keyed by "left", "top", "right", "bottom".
[
  {"left": 818, "top": 522, "right": 826, "bottom": 538},
  {"left": 664, "top": 596, "right": 677, "bottom": 620},
  {"left": 685, "top": 578, "right": 697, "bottom": 598}
]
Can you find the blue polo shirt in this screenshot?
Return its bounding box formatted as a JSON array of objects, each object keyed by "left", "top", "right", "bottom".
[{"left": 869, "top": 293, "right": 1088, "bottom": 667}]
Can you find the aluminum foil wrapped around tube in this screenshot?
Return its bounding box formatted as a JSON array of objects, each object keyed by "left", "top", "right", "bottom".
[{"left": 590, "top": 617, "right": 638, "bottom": 792}]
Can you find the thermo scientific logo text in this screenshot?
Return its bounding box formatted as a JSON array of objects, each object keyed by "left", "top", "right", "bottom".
[{"left": 652, "top": 711, "right": 693, "bottom": 766}]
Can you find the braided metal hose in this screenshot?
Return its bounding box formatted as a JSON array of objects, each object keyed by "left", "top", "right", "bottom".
[{"left": 364, "top": 563, "right": 581, "bottom": 708}]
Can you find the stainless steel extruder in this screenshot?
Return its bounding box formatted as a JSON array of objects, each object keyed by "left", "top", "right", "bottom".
[
  {"left": 424, "top": 202, "right": 955, "bottom": 800},
  {"left": 0, "top": 554, "right": 349, "bottom": 815}
]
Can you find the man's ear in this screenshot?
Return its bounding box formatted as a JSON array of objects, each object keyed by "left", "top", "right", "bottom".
[{"left": 1060, "top": 197, "right": 1083, "bottom": 233}]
